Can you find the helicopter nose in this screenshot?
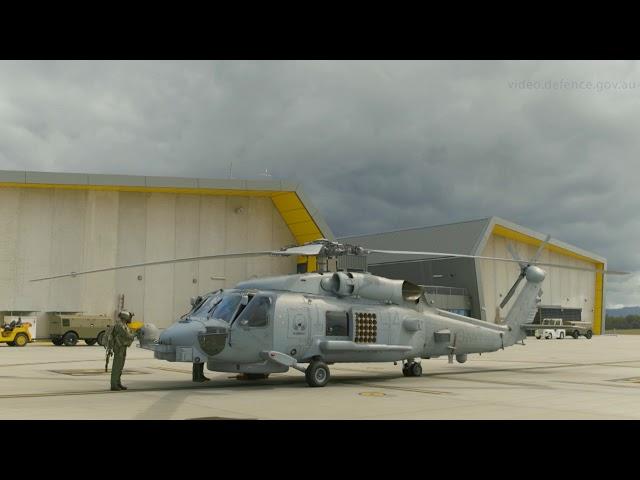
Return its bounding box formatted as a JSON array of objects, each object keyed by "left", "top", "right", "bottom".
[
  {"left": 197, "top": 326, "right": 228, "bottom": 356},
  {"left": 158, "top": 319, "right": 228, "bottom": 357},
  {"left": 158, "top": 320, "right": 204, "bottom": 346}
]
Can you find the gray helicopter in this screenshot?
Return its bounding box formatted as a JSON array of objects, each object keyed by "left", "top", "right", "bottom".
[{"left": 32, "top": 238, "right": 626, "bottom": 387}]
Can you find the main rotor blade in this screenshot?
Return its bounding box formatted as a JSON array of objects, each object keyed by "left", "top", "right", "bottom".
[
  {"left": 506, "top": 242, "right": 526, "bottom": 269},
  {"left": 366, "top": 249, "right": 628, "bottom": 275},
  {"left": 530, "top": 234, "right": 551, "bottom": 263},
  {"left": 499, "top": 273, "right": 525, "bottom": 309},
  {"left": 31, "top": 242, "right": 328, "bottom": 282},
  {"left": 272, "top": 243, "right": 324, "bottom": 256},
  {"left": 31, "top": 250, "right": 283, "bottom": 282}
]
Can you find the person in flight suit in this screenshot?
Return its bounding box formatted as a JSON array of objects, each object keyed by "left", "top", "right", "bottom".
[{"left": 109, "top": 311, "right": 136, "bottom": 391}]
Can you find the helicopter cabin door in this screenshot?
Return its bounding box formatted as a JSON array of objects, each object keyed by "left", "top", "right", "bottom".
[
  {"left": 229, "top": 294, "right": 274, "bottom": 363},
  {"left": 274, "top": 297, "right": 313, "bottom": 360}
]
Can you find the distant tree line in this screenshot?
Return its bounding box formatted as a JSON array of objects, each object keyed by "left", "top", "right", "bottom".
[{"left": 605, "top": 315, "right": 640, "bottom": 330}]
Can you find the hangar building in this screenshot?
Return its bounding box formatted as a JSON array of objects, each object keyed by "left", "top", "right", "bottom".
[
  {"left": 341, "top": 217, "right": 607, "bottom": 334},
  {"left": 0, "top": 170, "right": 333, "bottom": 336}
]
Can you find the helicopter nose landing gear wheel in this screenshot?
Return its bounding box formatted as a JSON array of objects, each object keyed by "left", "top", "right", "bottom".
[
  {"left": 402, "top": 361, "right": 422, "bottom": 377},
  {"left": 305, "top": 361, "right": 330, "bottom": 387}
]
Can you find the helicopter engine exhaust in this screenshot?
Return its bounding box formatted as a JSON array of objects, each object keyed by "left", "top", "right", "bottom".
[{"left": 321, "top": 272, "right": 422, "bottom": 304}]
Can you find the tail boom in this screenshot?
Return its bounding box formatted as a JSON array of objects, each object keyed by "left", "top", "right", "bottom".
[{"left": 503, "top": 266, "right": 545, "bottom": 346}]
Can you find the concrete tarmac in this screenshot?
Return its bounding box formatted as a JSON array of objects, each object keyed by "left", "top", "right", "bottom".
[{"left": 2, "top": 335, "right": 640, "bottom": 419}]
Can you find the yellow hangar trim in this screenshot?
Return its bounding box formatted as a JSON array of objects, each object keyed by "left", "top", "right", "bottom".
[
  {"left": 492, "top": 224, "right": 604, "bottom": 335},
  {"left": 594, "top": 271, "right": 604, "bottom": 335},
  {"left": 271, "top": 191, "right": 323, "bottom": 272},
  {"left": 493, "top": 224, "right": 600, "bottom": 264},
  {"left": 271, "top": 192, "right": 323, "bottom": 244},
  {"left": 0, "top": 182, "right": 282, "bottom": 197}
]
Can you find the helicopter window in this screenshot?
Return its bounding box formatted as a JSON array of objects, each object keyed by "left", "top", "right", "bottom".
[
  {"left": 208, "top": 294, "right": 243, "bottom": 323},
  {"left": 236, "top": 296, "right": 271, "bottom": 328},
  {"left": 233, "top": 294, "right": 253, "bottom": 321},
  {"left": 325, "top": 311, "right": 349, "bottom": 336},
  {"left": 192, "top": 293, "right": 223, "bottom": 317}
]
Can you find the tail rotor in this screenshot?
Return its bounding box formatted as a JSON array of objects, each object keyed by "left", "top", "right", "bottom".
[{"left": 499, "top": 235, "right": 550, "bottom": 309}]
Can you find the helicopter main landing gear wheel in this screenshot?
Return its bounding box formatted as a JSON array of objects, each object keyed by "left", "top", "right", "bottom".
[
  {"left": 305, "top": 361, "right": 330, "bottom": 387},
  {"left": 402, "top": 361, "right": 422, "bottom": 377}
]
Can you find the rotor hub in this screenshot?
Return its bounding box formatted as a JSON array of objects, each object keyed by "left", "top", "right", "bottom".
[{"left": 525, "top": 265, "right": 546, "bottom": 283}]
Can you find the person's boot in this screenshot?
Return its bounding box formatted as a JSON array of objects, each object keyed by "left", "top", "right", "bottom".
[
  {"left": 111, "top": 385, "right": 121, "bottom": 391},
  {"left": 118, "top": 384, "right": 128, "bottom": 390},
  {"left": 193, "top": 364, "right": 210, "bottom": 382}
]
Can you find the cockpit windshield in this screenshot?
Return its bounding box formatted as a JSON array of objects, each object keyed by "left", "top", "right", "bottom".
[
  {"left": 208, "top": 293, "right": 243, "bottom": 323},
  {"left": 192, "top": 292, "right": 223, "bottom": 317}
]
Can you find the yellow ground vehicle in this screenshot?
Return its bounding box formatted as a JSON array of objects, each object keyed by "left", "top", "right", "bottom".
[{"left": 1, "top": 320, "right": 33, "bottom": 347}]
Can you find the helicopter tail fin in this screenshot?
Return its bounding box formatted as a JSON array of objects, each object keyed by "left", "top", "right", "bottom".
[{"left": 503, "top": 266, "right": 545, "bottom": 347}]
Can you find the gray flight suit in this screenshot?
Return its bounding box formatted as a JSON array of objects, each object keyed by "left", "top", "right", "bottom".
[{"left": 111, "top": 320, "right": 135, "bottom": 390}]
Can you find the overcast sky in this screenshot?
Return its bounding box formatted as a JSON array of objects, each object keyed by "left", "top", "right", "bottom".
[{"left": 0, "top": 60, "right": 638, "bottom": 307}]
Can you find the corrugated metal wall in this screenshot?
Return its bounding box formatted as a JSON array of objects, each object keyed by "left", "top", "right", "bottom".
[{"left": 0, "top": 188, "right": 297, "bottom": 330}]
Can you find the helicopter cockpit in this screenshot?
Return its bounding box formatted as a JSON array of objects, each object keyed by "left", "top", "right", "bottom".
[
  {"left": 154, "top": 289, "right": 273, "bottom": 359},
  {"left": 188, "top": 290, "right": 240, "bottom": 323},
  {"left": 186, "top": 289, "right": 270, "bottom": 325}
]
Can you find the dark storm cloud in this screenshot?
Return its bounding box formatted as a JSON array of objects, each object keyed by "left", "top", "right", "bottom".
[{"left": 1, "top": 60, "right": 639, "bottom": 306}]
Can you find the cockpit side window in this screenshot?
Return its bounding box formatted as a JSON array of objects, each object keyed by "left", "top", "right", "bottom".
[{"left": 236, "top": 296, "right": 272, "bottom": 328}]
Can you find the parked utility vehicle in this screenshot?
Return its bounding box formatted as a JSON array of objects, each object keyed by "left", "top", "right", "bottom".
[
  {"left": 1, "top": 319, "right": 33, "bottom": 346},
  {"left": 535, "top": 318, "right": 565, "bottom": 339},
  {"left": 565, "top": 322, "right": 593, "bottom": 339},
  {"left": 49, "top": 314, "right": 112, "bottom": 346}
]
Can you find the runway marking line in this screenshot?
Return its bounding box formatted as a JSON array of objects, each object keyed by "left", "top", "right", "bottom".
[{"left": 50, "top": 369, "right": 149, "bottom": 376}]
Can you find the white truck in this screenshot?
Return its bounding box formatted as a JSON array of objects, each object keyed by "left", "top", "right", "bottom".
[
  {"left": 535, "top": 318, "right": 565, "bottom": 339},
  {"left": 534, "top": 318, "right": 594, "bottom": 340}
]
